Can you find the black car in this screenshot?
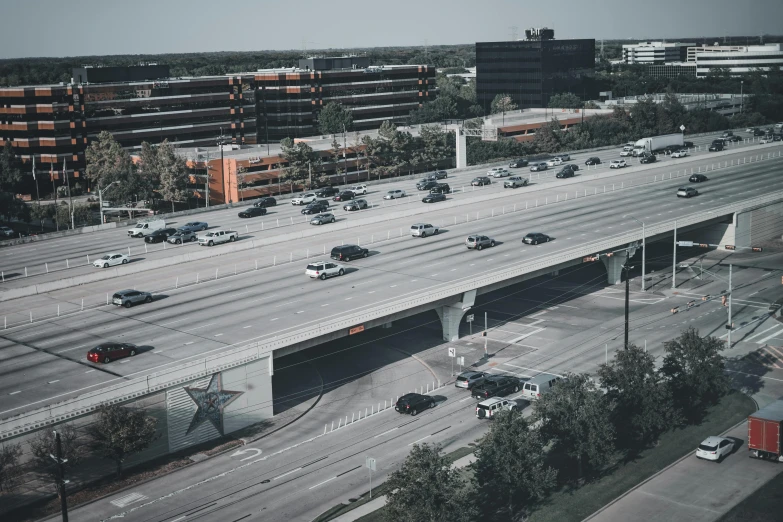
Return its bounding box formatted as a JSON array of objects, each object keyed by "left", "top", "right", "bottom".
[
  {"left": 330, "top": 244, "right": 369, "bottom": 261},
  {"left": 726, "top": 135, "right": 742, "bottom": 142},
  {"left": 471, "top": 177, "right": 491, "bottom": 186},
  {"left": 509, "top": 158, "right": 529, "bottom": 168},
  {"left": 684, "top": 141, "right": 694, "bottom": 148},
  {"left": 416, "top": 180, "right": 440, "bottom": 191},
  {"left": 523, "top": 232, "right": 552, "bottom": 245},
  {"left": 722, "top": 130, "right": 734, "bottom": 138},
  {"left": 253, "top": 196, "right": 277, "bottom": 208},
  {"left": 639, "top": 154, "right": 657, "bottom": 164},
  {"left": 423, "top": 192, "right": 446, "bottom": 203},
  {"left": 302, "top": 200, "right": 329, "bottom": 214},
  {"left": 395, "top": 393, "right": 436, "bottom": 415},
  {"left": 753, "top": 128, "right": 766, "bottom": 136},
  {"left": 429, "top": 183, "right": 451, "bottom": 194},
  {"left": 238, "top": 206, "right": 267, "bottom": 218},
  {"left": 144, "top": 228, "right": 178, "bottom": 243},
  {"left": 471, "top": 375, "right": 521, "bottom": 399},
  {"left": 709, "top": 142, "right": 724, "bottom": 152},
  {"left": 773, "top": 134, "right": 782, "bottom": 142},
  {"left": 315, "top": 186, "right": 340, "bottom": 198},
  {"left": 431, "top": 170, "right": 448, "bottom": 179},
  {"left": 556, "top": 168, "right": 574, "bottom": 179},
  {"left": 333, "top": 191, "right": 355, "bottom": 202},
  {"left": 689, "top": 174, "right": 709, "bottom": 183},
  {"left": 585, "top": 157, "right": 601, "bottom": 165}
]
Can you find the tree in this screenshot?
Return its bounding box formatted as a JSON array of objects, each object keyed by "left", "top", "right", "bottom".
[
  {"left": 318, "top": 102, "right": 354, "bottom": 135},
  {"left": 279, "top": 138, "right": 320, "bottom": 191},
  {"left": 330, "top": 138, "right": 346, "bottom": 183},
  {"left": 155, "top": 140, "right": 190, "bottom": 211},
  {"left": 29, "top": 424, "right": 83, "bottom": 496},
  {"left": 534, "top": 373, "right": 615, "bottom": 482},
  {"left": 548, "top": 92, "right": 583, "bottom": 109},
  {"left": 473, "top": 411, "right": 557, "bottom": 519},
  {"left": 598, "top": 344, "right": 681, "bottom": 445},
  {"left": 0, "top": 141, "right": 30, "bottom": 222},
  {"left": 384, "top": 443, "right": 473, "bottom": 522},
  {"left": 0, "top": 442, "right": 23, "bottom": 492},
  {"left": 87, "top": 404, "right": 157, "bottom": 478},
  {"left": 490, "top": 93, "right": 517, "bottom": 116},
  {"left": 532, "top": 118, "right": 564, "bottom": 153},
  {"left": 418, "top": 125, "right": 454, "bottom": 170},
  {"left": 86, "top": 131, "right": 151, "bottom": 217},
  {"left": 629, "top": 96, "right": 659, "bottom": 137},
  {"left": 661, "top": 327, "right": 729, "bottom": 415}
]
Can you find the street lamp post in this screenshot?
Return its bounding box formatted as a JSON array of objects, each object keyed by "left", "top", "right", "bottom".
[
  {"left": 216, "top": 127, "right": 227, "bottom": 204},
  {"left": 622, "top": 264, "right": 634, "bottom": 349},
  {"left": 740, "top": 81, "right": 744, "bottom": 113},
  {"left": 98, "top": 181, "right": 121, "bottom": 225},
  {"left": 624, "top": 214, "right": 646, "bottom": 291}
]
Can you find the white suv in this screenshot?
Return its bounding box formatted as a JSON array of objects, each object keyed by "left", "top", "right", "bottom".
[
  {"left": 489, "top": 168, "right": 510, "bottom": 178},
  {"left": 546, "top": 157, "right": 563, "bottom": 167},
  {"left": 410, "top": 223, "right": 439, "bottom": 237},
  {"left": 305, "top": 261, "right": 345, "bottom": 280},
  {"left": 350, "top": 184, "right": 367, "bottom": 195},
  {"left": 292, "top": 193, "right": 316, "bottom": 205},
  {"left": 384, "top": 189, "right": 406, "bottom": 199},
  {"left": 610, "top": 159, "right": 627, "bottom": 169},
  {"left": 476, "top": 397, "right": 515, "bottom": 419}
]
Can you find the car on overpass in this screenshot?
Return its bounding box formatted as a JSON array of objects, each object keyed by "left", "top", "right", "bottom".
[
  {"left": 87, "top": 342, "right": 139, "bottom": 364},
  {"left": 760, "top": 137, "right": 774, "bottom": 144},
  {"left": 429, "top": 183, "right": 451, "bottom": 194},
  {"left": 111, "top": 289, "right": 153, "bottom": 308},
  {"left": 384, "top": 189, "right": 406, "bottom": 199},
  {"left": 422, "top": 192, "right": 446, "bottom": 203},
  {"left": 523, "top": 232, "right": 553, "bottom": 245},
  {"left": 333, "top": 191, "right": 355, "bottom": 202},
  {"left": 416, "top": 180, "right": 439, "bottom": 191},
  {"left": 529, "top": 162, "right": 548, "bottom": 172},
  {"left": 689, "top": 174, "right": 709, "bottom": 183},
  {"left": 466, "top": 234, "right": 495, "bottom": 250},
  {"left": 410, "top": 223, "right": 439, "bottom": 237},
  {"left": 305, "top": 261, "right": 345, "bottom": 280},
  {"left": 92, "top": 253, "right": 129, "bottom": 268},
  {"left": 330, "top": 244, "right": 369, "bottom": 261},
  {"left": 350, "top": 184, "right": 368, "bottom": 194},
  {"left": 471, "top": 176, "right": 491, "bottom": 186},
  {"left": 144, "top": 228, "right": 178, "bottom": 243},
  {"left": 610, "top": 159, "right": 627, "bottom": 169},
  {"left": 253, "top": 196, "right": 277, "bottom": 208},
  {"left": 167, "top": 229, "right": 198, "bottom": 244},
  {"left": 471, "top": 375, "right": 521, "bottom": 399},
  {"left": 292, "top": 193, "right": 316, "bottom": 205},
  {"left": 488, "top": 167, "right": 510, "bottom": 177},
  {"left": 180, "top": 221, "right": 209, "bottom": 232},
  {"left": 343, "top": 199, "right": 368, "bottom": 211},
  {"left": 302, "top": 200, "right": 330, "bottom": 214},
  {"left": 546, "top": 157, "right": 564, "bottom": 167},
  {"left": 395, "top": 393, "right": 435, "bottom": 416},
  {"left": 671, "top": 149, "right": 689, "bottom": 158},
  {"left": 677, "top": 187, "right": 699, "bottom": 198},
  {"left": 556, "top": 167, "right": 575, "bottom": 179},
  {"left": 509, "top": 158, "right": 529, "bottom": 168},
  {"left": 315, "top": 186, "right": 340, "bottom": 198},
  {"left": 309, "top": 213, "right": 336, "bottom": 225},
  {"left": 585, "top": 157, "right": 601, "bottom": 166},
  {"left": 238, "top": 207, "right": 267, "bottom": 218}
]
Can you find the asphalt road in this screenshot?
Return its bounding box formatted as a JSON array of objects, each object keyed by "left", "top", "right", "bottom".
[
  {"left": 0, "top": 132, "right": 758, "bottom": 285},
  {"left": 1, "top": 143, "right": 781, "bottom": 420}
]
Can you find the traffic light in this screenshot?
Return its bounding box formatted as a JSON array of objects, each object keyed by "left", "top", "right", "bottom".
[
  {"left": 725, "top": 245, "right": 736, "bottom": 250},
  {"left": 752, "top": 246, "right": 763, "bottom": 252}
]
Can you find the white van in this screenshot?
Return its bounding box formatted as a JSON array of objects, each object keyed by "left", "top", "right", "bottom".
[
  {"left": 521, "top": 373, "right": 562, "bottom": 401},
  {"left": 127, "top": 219, "right": 166, "bottom": 237}
]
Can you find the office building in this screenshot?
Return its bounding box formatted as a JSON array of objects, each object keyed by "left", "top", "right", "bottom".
[
  {"left": 688, "top": 43, "right": 783, "bottom": 77},
  {"left": 476, "top": 28, "right": 595, "bottom": 112},
  {"left": 622, "top": 41, "right": 693, "bottom": 64},
  {"left": 645, "top": 63, "right": 697, "bottom": 79}
]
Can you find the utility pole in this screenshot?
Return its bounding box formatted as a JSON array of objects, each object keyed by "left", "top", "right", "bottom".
[
  {"left": 51, "top": 430, "right": 69, "bottom": 522},
  {"left": 64, "top": 159, "right": 74, "bottom": 229},
  {"left": 727, "top": 264, "right": 733, "bottom": 347},
  {"left": 217, "top": 127, "right": 227, "bottom": 204},
  {"left": 623, "top": 264, "right": 633, "bottom": 349},
  {"left": 342, "top": 124, "right": 348, "bottom": 182},
  {"left": 204, "top": 149, "right": 210, "bottom": 208},
  {"left": 50, "top": 163, "right": 59, "bottom": 231},
  {"left": 672, "top": 220, "right": 677, "bottom": 289}
]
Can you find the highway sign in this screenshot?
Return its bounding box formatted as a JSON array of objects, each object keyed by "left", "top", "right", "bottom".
[
  {"left": 465, "top": 314, "right": 474, "bottom": 323},
  {"left": 448, "top": 347, "right": 456, "bottom": 358},
  {"left": 677, "top": 241, "right": 694, "bottom": 247},
  {"left": 680, "top": 125, "right": 686, "bottom": 131},
  {"left": 365, "top": 457, "right": 376, "bottom": 471}
]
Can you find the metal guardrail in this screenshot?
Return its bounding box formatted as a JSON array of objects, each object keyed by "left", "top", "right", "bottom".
[{"left": 2, "top": 186, "right": 783, "bottom": 441}]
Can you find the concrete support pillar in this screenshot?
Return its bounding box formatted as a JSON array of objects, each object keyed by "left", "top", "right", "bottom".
[
  {"left": 436, "top": 289, "right": 476, "bottom": 341},
  {"left": 601, "top": 245, "right": 637, "bottom": 285},
  {"left": 455, "top": 130, "right": 467, "bottom": 169}
]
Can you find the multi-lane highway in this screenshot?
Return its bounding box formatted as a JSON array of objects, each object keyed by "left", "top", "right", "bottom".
[{"left": 1, "top": 140, "right": 781, "bottom": 422}]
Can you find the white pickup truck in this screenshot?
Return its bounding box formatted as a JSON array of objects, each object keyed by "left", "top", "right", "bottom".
[
  {"left": 504, "top": 176, "right": 529, "bottom": 188},
  {"left": 198, "top": 229, "right": 238, "bottom": 246}
]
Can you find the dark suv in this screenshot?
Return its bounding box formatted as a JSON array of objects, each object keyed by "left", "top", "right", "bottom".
[
  {"left": 556, "top": 167, "right": 575, "bottom": 178},
  {"left": 509, "top": 158, "right": 529, "bottom": 168},
  {"left": 417, "top": 180, "right": 439, "bottom": 191},
  {"left": 333, "top": 191, "right": 355, "bottom": 202},
  {"left": 471, "top": 375, "right": 521, "bottom": 399},
  {"left": 253, "top": 196, "right": 277, "bottom": 208},
  {"left": 315, "top": 186, "right": 340, "bottom": 197},
  {"left": 330, "top": 244, "right": 369, "bottom": 261},
  {"left": 144, "top": 228, "right": 177, "bottom": 243},
  {"left": 639, "top": 154, "right": 657, "bottom": 164},
  {"left": 302, "top": 200, "right": 330, "bottom": 214},
  {"left": 708, "top": 141, "right": 724, "bottom": 152},
  {"left": 429, "top": 183, "right": 451, "bottom": 194},
  {"left": 395, "top": 393, "right": 436, "bottom": 415}
]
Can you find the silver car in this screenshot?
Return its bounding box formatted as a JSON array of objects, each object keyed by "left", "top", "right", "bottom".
[
  {"left": 466, "top": 234, "right": 495, "bottom": 250},
  {"left": 455, "top": 371, "right": 489, "bottom": 389},
  {"left": 111, "top": 289, "right": 153, "bottom": 308},
  {"left": 167, "top": 229, "right": 198, "bottom": 244},
  {"left": 530, "top": 162, "right": 548, "bottom": 172},
  {"left": 310, "top": 212, "right": 336, "bottom": 225},
  {"left": 410, "top": 223, "right": 439, "bottom": 237}
]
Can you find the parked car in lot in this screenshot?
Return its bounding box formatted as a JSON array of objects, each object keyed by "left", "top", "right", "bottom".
[
  {"left": 689, "top": 174, "right": 709, "bottom": 183},
  {"left": 111, "top": 289, "right": 153, "bottom": 308},
  {"left": 696, "top": 436, "right": 735, "bottom": 462},
  {"left": 410, "top": 223, "right": 439, "bottom": 237},
  {"left": 509, "top": 158, "right": 529, "bottom": 168},
  {"left": 639, "top": 154, "right": 657, "bottom": 164},
  {"left": 429, "top": 183, "right": 451, "bottom": 194},
  {"left": 503, "top": 176, "right": 529, "bottom": 188},
  {"left": 417, "top": 179, "right": 440, "bottom": 191},
  {"left": 677, "top": 186, "right": 699, "bottom": 198},
  {"left": 87, "top": 342, "right": 139, "bottom": 364},
  {"left": 471, "top": 176, "right": 491, "bottom": 186},
  {"left": 305, "top": 261, "right": 345, "bottom": 280},
  {"left": 310, "top": 212, "right": 336, "bottom": 225},
  {"left": 556, "top": 167, "right": 575, "bottom": 179},
  {"left": 523, "top": 232, "right": 552, "bottom": 245},
  {"left": 395, "top": 393, "right": 435, "bottom": 415},
  {"left": 292, "top": 193, "right": 316, "bottom": 205},
  {"left": 471, "top": 375, "right": 521, "bottom": 399},
  {"left": 302, "top": 200, "right": 330, "bottom": 214},
  {"left": 585, "top": 157, "right": 601, "bottom": 165},
  {"left": 610, "top": 159, "right": 627, "bottom": 169},
  {"left": 456, "top": 370, "right": 489, "bottom": 389},
  {"left": 476, "top": 397, "right": 516, "bottom": 419},
  {"left": 238, "top": 206, "right": 267, "bottom": 218},
  {"left": 350, "top": 184, "right": 368, "bottom": 194},
  {"left": 671, "top": 149, "right": 689, "bottom": 158},
  {"left": 466, "top": 234, "right": 495, "bottom": 250},
  {"left": 167, "top": 229, "right": 198, "bottom": 244},
  {"left": 144, "top": 228, "right": 178, "bottom": 243},
  {"left": 315, "top": 186, "right": 340, "bottom": 198},
  {"left": 253, "top": 196, "right": 277, "bottom": 208},
  {"left": 422, "top": 192, "right": 446, "bottom": 203},
  {"left": 489, "top": 167, "right": 511, "bottom": 177},
  {"left": 343, "top": 199, "right": 368, "bottom": 211},
  {"left": 330, "top": 244, "right": 369, "bottom": 261},
  {"left": 93, "top": 253, "right": 129, "bottom": 268},
  {"left": 180, "top": 221, "right": 208, "bottom": 232},
  {"left": 384, "top": 189, "right": 406, "bottom": 199},
  {"left": 530, "top": 162, "right": 548, "bottom": 172},
  {"left": 333, "top": 191, "right": 355, "bottom": 202}
]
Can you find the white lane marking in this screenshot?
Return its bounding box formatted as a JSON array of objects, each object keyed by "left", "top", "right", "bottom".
[
  {"left": 529, "top": 310, "right": 548, "bottom": 318},
  {"left": 243, "top": 325, "right": 252, "bottom": 329},
  {"left": 215, "top": 333, "right": 223, "bottom": 337},
  {"left": 270, "top": 318, "right": 279, "bottom": 321},
  {"left": 249, "top": 294, "right": 277, "bottom": 303},
  {"left": 48, "top": 380, "right": 60, "bottom": 384},
  {"left": 184, "top": 341, "right": 195, "bottom": 345},
  {"left": 450, "top": 269, "right": 457, "bottom": 272},
  {"left": 9, "top": 391, "right": 21, "bottom": 395},
  {"left": 368, "top": 291, "right": 376, "bottom": 294},
  {"left": 296, "top": 311, "right": 304, "bottom": 314},
  {"left": 744, "top": 325, "right": 781, "bottom": 342},
  {"left": 459, "top": 396, "right": 472, "bottom": 403},
  {"left": 275, "top": 300, "right": 300, "bottom": 308},
  {"left": 227, "top": 290, "right": 254, "bottom": 299},
  {"left": 504, "top": 363, "right": 564, "bottom": 378},
  {"left": 409, "top": 434, "right": 431, "bottom": 446},
  {"left": 85, "top": 369, "right": 95, "bottom": 373},
  {"left": 188, "top": 323, "right": 215, "bottom": 331},
  {"left": 308, "top": 476, "right": 337, "bottom": 490},
  {"left": 321, "top": 303, "right": 330, "bottom": 307},
  {"left": 170, "top": 517, "right": 186, "bottom": 522},
  {"left": 161, "top": 318, "right": 189, "bottom": 326},
  {"left": 390, "top": 285, "right": 397, "bottom": 288},
  {"left": 273, "top": 467, "right": 303, "bottom": 481},
  {"left": 345, "top": 297, "right": 353, "bottom": 301},
  {"left": 557, "top": 304, "right": 579, "bottom": 309},
  {"left": 374, "top": 427, "right": 399, "bottom": 439},
  {"left": 111, "top": 492, "right": 149, "bottom": 507},
  {"left": 757, "top": 328, "right": 783, "bottom": 345}
]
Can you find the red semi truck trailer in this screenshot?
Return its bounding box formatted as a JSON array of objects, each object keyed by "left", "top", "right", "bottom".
[{"left": 748, "top": 400, "right": 783, "bottom": 462}]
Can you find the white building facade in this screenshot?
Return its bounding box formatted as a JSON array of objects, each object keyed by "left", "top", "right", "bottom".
[
  {"left": 622, "top": 41, "right": 693, "bottom": 64},
  {"left": 690, "top": 44, "right": 783, "bottom": 77}
]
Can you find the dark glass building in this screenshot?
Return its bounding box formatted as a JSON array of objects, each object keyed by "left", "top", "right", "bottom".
[{"left": 476, "top": 29, "right": 595, "bottom": 111}]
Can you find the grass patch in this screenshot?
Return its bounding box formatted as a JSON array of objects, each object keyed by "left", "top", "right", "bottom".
[
  {"left": 312, "top": 446, "right": 474, "bottom": 522},
  {"left": 715, "top": 468, "right": 783, "bottom": 522},
  {"left": 527, "top": 391, "right": 755, "bottom": 522}
]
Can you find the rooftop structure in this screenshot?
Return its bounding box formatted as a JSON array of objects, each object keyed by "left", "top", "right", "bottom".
[{"left": 622, "top": 41, "right": 694, "bottom": 65}]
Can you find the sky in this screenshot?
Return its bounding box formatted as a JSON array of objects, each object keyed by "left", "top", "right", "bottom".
[{"left": 1, "top": 0, "right": 782, "bottom": 59}]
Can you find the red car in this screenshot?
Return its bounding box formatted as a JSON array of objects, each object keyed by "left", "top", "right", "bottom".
[{"left": 87, "top": 342, "right": 138, "bottom": 364}]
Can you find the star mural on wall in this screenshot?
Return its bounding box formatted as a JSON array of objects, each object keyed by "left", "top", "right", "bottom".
[{"left": 184, "top": 373, "right": 243, "bottom": 435}]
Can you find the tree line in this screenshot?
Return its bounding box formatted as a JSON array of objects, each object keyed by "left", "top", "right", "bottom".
[{"left": 383, "top": 327, "right": 730, "bottom": 522}]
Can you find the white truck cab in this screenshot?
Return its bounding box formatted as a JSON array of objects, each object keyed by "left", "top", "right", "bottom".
[{"left": 128, "top": 219, "right": 166, "bottom": 237}]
